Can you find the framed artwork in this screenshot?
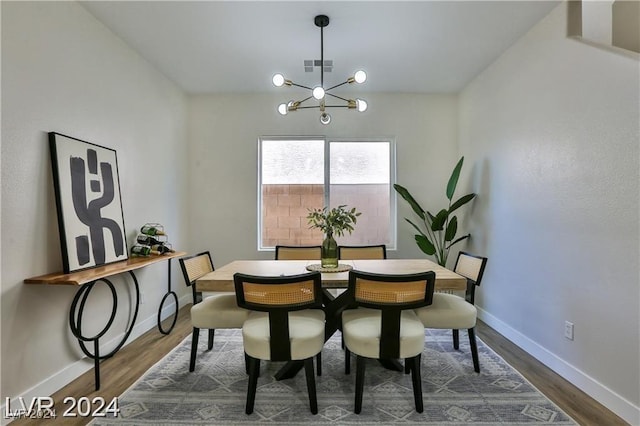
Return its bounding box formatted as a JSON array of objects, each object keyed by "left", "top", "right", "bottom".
[{"left": 49, "top": 132, "right": 128, "bottom": 273}]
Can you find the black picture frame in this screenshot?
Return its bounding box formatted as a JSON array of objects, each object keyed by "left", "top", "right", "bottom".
[{"left": 49, "top": 132, "right": 128, "bottom": 273}]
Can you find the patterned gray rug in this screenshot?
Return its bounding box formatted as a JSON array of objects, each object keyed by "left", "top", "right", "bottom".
[{"left": 92, "top": 329, "right": 576, "bottom": 425}]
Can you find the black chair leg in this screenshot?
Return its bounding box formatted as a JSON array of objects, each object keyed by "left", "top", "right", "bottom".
[
  {"left": 304, "top": 358, "right": 318, "bottom": 414},
  {"left": 189, "top": 327, "right": 199, "bottom": 372},
  {"left": 453, "top": 329, "right": 459, "bottom": 350},
  {"left": 208, "top": 329, "right": 215, "bottom": 350},
  {"left": 316, "top": 352, "right": 322, "bottom": 376},
  {"left": 345, "top": 347, "right": 351, "bottom": 374},
  {"left": 246, "top": 356, "right": 260, "bottom": 414},
  {"left": 410, "top": 354, "right": 423, "bottom": 413},
  {"left": 244, "top": 352, "right": 250, "bottom": 375},
  {"left": 468, "top": 327, "right": 480, "bottom": 373},
  {"left": 404, "top": 358, "right": 411, "bottom": 374},
  {"left": 354, "top": 356, "right": 366, "bottom": 414}
]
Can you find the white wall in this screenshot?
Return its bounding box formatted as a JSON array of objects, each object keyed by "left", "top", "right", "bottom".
[
  {"left": 187, "top": 92, "right": 460, "bottom": 266},
  {"left": 1, "top": 1, "right": 189, "bottom": 407},
  {"left": 459, "top": 2, "right": 639, "bottom": 423}
]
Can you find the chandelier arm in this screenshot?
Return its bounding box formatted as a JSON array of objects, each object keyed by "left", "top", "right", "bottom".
[
  {"left": 325, "top": 81, "right": 349, "bottom": 92},
  {"left": 296, "top": 105, "right": 322, "bottom": 110},
  {"left": 296, "top": 96, "right": 314, "bottom": 105},
  {"left": 290, "top": 82, "right": 315, "bottom": 91},
  {"left": 323, "top": 105, "right": 351, "bottom": 108},
  {"left": 326, "top": 93, "right": 351, "bottom": 102}
]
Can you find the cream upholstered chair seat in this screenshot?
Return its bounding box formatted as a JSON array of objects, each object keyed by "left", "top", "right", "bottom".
[
  {"left": 413, "top": 293, "right": 477, "bottom": 329},
  {"left": 190, "top": 292, "right": 250, "bottom": 329},
  {"left": 342, "top": 308, "right": 425, "bottom": 359},
  {"left": 242, "top": 310, "right": 325, "bottom": 361}
]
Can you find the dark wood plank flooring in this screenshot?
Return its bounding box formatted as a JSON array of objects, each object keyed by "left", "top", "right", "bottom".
[{"left": 11, "top": 305, "right": 627, "bottom": 425}]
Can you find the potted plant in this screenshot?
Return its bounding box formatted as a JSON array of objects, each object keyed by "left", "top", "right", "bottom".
[
  {"left": 307, "top": 205, "right": 361, "bottom": 268},
  {"left": 394, "top": 156, "right": 476, "bottom": 267}
]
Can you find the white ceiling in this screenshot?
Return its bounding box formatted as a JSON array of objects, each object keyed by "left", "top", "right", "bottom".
[{"left": 80, "top": 1, "right": 560, "bottom": 94}]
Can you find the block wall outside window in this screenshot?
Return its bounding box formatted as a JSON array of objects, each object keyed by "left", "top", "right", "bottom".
[
  {"left": 261, "top": 183, "right": 390, "bottom": 247},
  {"left": 261, "top": 184, "right": 324, "bottom": 247}
]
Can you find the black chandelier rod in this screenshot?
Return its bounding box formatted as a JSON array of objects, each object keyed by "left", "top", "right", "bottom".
[{"left": 320, "top": 22, "right": 324, "bottom": 88}]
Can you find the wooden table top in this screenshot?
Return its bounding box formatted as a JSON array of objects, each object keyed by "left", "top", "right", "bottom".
[
  {"left": 24, "top": 251, "right": 187, "bottom": 286},
  {"left": 196, "top": 259, "right": 466, "bottom": 292}
]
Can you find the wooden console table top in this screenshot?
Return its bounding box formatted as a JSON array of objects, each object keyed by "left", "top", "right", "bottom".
[{"left": 24, "top": 251, "right": 186, "bottom": 286}]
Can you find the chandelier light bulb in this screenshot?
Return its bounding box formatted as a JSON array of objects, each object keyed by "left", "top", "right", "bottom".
[
  {"left": 320, "top": 112, "right": 331, "bottom": 125},
  {"left": 356, "top": 98, "right": 368, "bottom": 112},
  {"left": 272, "top": 73, "right": 285, "bottom": 87},
  {"left": 277, "top": 103, "right": 288, "bottom": 115},
  {"left": 354, "top": 70, "right": 367, "bottom": 84},
  {"left": 312, "top": 86, "right": 325, "bottom": 100}
]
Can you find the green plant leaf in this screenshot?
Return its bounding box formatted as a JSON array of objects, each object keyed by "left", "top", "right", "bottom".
[
  {"left": 415, "top": 234, "right": 436, "bottom": 255},
  {"left": 445, "top": 216, "right": 458, "bottom": 241},
  {"left": 394, "top": 184, "right": 426, "bottom": 220},
  {"left": 446, "top": 157, "right": 464, "bottom": 201},
  {"left": 405, "top": 218, "right": 428, "bottom": 238},
  {"left": 431, "top": 209, "right": 448, "bottom": 231},
  {"left": 449, "top": 193, "right": 476, "bottom": 214},
  {"left": 306, "top": 205, "right": 361, "bottom": 236},
  {"left": 446, "top": 233, "right": 471, "bottom": 249}
]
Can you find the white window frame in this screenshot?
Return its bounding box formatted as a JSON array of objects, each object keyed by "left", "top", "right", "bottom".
[{"left": 257, "top": 136, "right": 397, "bottom": 251}]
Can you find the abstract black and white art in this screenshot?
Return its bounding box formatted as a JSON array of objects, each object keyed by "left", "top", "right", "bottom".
[{"left": 49, "top": 132, "right": 128, "bottom": 273}]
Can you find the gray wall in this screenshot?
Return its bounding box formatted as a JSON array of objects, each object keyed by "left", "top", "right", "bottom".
[{"left": 459, "top": 3, "right": 639, "bottom": 423}]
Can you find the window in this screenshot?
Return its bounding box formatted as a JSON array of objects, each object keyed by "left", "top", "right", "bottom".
[{"left": 259, "top": 137, "right": 395, "bottom": 250}]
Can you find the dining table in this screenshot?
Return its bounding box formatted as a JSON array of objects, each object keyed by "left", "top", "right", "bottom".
[{"left": 196, "top": 258, "right": 466, "bottom": 380}]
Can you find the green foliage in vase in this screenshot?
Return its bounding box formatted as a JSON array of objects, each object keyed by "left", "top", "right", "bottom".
[
  {"left": 394, "top": 156, "right": 476, "bottom": 267},
  {"left": 307, "top": 205, "right": 361, "bottom": 237}
]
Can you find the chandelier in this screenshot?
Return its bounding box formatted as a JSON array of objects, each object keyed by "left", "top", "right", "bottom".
[{"left": 272, "top": 15, "right": 368, "bottom": 125}]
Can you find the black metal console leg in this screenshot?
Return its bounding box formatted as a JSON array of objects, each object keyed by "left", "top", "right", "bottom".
[
  {"left": 158, "top": 259, "right": 179, "bottom": 335},
  {"left": 94, "top": 340, "right": 100, "bottom": 390},
  {"left": 69, "top": 272, "right": 140, "bottom": 391}
]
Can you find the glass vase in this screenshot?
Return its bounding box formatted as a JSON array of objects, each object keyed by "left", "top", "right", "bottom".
[{"left": 321, "top": 233, "right": 338, "bottom": 268}]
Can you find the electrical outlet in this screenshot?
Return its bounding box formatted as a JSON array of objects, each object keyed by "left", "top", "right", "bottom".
[{"left": 564, "top": 321, "right": 574, "bottom": 340}]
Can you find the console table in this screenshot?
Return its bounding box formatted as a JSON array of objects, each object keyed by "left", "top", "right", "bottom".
[{"left": 24, "top": 251, "right": 186, "bottom": 390}]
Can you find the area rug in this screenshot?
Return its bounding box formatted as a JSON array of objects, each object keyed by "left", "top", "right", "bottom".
[{"left": 91, "top": 329, "right": 576, "bottom": 425}]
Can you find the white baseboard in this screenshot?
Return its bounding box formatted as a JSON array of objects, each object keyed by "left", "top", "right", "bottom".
[
  {"left": 478, "top": 307, "right": 640, "bottom": 425},
  {"left": 1, "top": 294, "right": 191, "bottom": 425}
]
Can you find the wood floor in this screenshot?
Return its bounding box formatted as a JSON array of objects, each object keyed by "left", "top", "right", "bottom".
[{"left": 11, "top": 305, "right": 627, "bottom": 426}]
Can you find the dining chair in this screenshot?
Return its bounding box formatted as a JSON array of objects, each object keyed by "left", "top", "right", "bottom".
[
  {"left": 178, "top": 251, "right": 249, "bottom": 372},
  {"left": 341, "top": 270, "right": 435, "bottom": 414},
  {"left": 413, "top": 251, "right": 488, "bottom": 373},
  {"left": 338, "top": 244, "right": 387, "bottom": 260},
  {"left": 275, "top": 245, "right": 322, "bottom": 260},
  {"left": 234, "top": 271, "right": 325, "bottom": 415},
  {"left": 334, "top": 244, "right": 387, "bottom": 339}
]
